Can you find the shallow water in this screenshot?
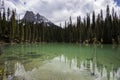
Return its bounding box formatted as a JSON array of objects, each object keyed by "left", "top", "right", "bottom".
[{"left": 0, "top": 43, "right": 120, "bottom": 80}]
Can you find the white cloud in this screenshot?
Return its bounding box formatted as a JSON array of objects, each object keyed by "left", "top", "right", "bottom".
[{"left": 3, "top": 0, "right": 120, "bottom": 26}]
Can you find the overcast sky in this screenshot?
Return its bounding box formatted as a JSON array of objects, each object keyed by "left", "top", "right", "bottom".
[{"left": 3, "top": 0, "right": 120, "bottom": 26}]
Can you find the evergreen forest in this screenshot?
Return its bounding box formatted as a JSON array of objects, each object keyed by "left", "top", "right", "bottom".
[{"left": 0, "top": 5, "right": 120, "bottom": 44}]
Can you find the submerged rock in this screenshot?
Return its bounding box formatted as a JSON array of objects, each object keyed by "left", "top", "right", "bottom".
[{"left": 25, "top": 52, "right": 43, "bottom": 58}]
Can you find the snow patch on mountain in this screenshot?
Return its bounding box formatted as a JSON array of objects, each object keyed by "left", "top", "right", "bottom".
[{"left": 23, "top": 11, "right": 55, "bottom": 26}]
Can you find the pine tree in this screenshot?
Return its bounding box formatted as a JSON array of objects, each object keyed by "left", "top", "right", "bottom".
[
  {"left": 7, "top": 8, "right": 10, "bottom": 21},
  {"left": 10, "top": 10, "right": 16, "bottom": 42},
  {"left": 0, "top": 11, "right": 2, "bottom": 39},
  {"left": 1, "top": 10, "right": 6, "bottom": 38},
  {"left": 104, "top": 5, "right": 112, "bottom": 43},
  {"left": 92, "top": 11, "right": 96, "bottom": 39},
  {"left": 86, "top": 13, "right": 91, "bottom": 42},
  {"left": 100, "top": 9, "right": 104, "bottom": 43}
]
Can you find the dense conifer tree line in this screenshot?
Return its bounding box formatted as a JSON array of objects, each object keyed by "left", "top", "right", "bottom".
[{"left": 0, "top": 5, "right": 120, "bottom": 44}]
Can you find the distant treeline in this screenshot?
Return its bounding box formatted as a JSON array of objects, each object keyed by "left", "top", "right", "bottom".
[{"left": 0, "top": 5, "right": 120, "bottom": 44}]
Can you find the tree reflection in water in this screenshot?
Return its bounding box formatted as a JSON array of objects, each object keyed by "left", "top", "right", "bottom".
[{"left": 14, "top": 55, "right": 120, "bottom": 80}]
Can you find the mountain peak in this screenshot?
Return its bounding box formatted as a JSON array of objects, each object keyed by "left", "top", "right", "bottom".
[
  {"left": 23, "top": 11, "right": 36, "bottom": 22},
  {"left": 23, "top": 11, "right": 54, "bottom": 26},
  {"left": 22, "top": 11, "right": 58, "bottom": 27}
]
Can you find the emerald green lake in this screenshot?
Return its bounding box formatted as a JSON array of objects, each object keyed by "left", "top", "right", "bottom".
[{"left": 0, "top": 43, "right": 120, "bottom": 80}]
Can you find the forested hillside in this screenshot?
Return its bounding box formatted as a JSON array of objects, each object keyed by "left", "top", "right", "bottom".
[{"left": 0, "top": 5, "right": 120, "bottom": 44}]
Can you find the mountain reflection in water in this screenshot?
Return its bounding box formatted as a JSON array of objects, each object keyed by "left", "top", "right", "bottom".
[
  {"left": 0, "top": 43, "right": 120, "bottom": 80},
  {"left": 14, "top": 55, "right": 120, "bottom": 80}
]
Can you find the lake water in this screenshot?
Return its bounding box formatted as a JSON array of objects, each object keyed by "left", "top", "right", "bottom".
[{"left": 0, "top": 43, "right": 120, "bottom": 80}]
